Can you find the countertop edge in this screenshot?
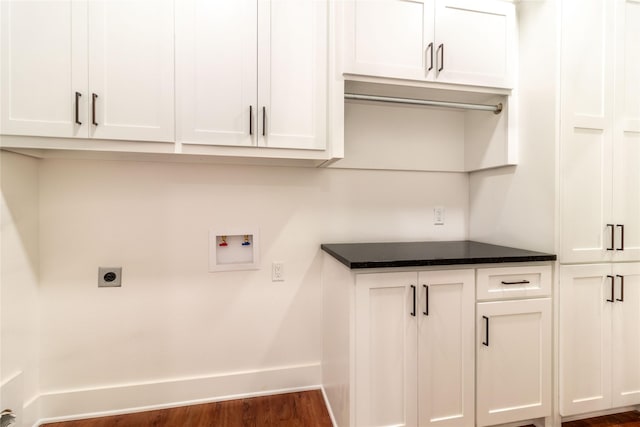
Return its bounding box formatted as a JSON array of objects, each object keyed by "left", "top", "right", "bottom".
[{"left": 321, "top": 242, "right": 557, "bottom": 270}]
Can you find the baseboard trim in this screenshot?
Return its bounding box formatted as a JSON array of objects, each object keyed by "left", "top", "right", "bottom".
[
  {"left": 32, "top": 363, "right": 320, "bottom": 426},
  {"left": 320, "top": 385, "right": 338, "bottom": 427},
  {"left": 561, "top": 405, "right": 640, "bottom": 423}
]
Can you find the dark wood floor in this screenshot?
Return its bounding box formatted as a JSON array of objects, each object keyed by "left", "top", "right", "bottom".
[
  {"left": 39, "top": 395, "right": 640, "bottom": 427},
  {"left": 41, "top": 390, "right": 332, "bottom": 427},
  {"left": 562, "top": 411, "right": 640, "bottom": 426}
]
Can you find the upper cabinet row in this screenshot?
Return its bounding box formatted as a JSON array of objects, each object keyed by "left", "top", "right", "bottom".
[
  {"left": 1, "top": 0, "right": 328, "bottom": 153},
  {"left": 343, "top": 0, "right": 516, "bottom": 89},
  {"left": 1, "top": 0, "right": 515, "bottom": 163},
  {"left": 0, "top": 0, "right": 175, "bottom": 142}
]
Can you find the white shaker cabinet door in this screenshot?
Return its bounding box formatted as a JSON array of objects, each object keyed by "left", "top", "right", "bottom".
[
  {"left": 613, "top": 0, "right": 640, "bottom": 262},
  {"left": 418, "top": 270, "right": 474, "bottom": 427},
  {"left": 354, "top": 272, "right": 418, "bottom": 427},
  {"left": 88, "top": 0, "right": 174, "bottom": 142},
  {"left": 1, "top": 0, "right": 87, "bottom": 138},
  {"left": 257, "top": 0, "right": 327, "bottom": 150},
  {"left": 559, "top": 264, "right": 613, "bottom": 416},
  {"left": 434, "top": 0, "right": 515, "bottom": 88},
  {"left": 612, "top": 263, "right": 640, "bottom": 407},
  {"left": 176, "top": 0, "right": 257, "bottom": 147},
  {"left": 476, "top": 298, "right": 552, "bottom": 426},
  {"left": 343, "top": 0, "right": 434, "bottom": 81},
  {"left": 560, "top": 0, "right": 615, "bottom": 264}
]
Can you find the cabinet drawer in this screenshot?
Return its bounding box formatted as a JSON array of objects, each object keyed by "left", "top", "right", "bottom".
[{"left": 476, "top": 265, "right": 552, "bottom": 300}]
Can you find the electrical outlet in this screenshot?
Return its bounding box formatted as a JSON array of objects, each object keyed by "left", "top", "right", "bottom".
[
  {"left": 272, "top": 262, "right": 284, "bottom": 282},
  {"left": 98, "top": 267, "right": 122, "bottom": 287},
  {"left": 434, "top": 206, "right": 445, "bottom": 225}
]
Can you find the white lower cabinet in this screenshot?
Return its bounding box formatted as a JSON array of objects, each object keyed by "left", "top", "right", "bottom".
[
  {"left": 475, "top": 265, "right": 552, "bottom": 427},
  {"left": 322, "top": 258, "right": 554, "bottom": 427},
  {"left": 354, "top": 269, "right": 474, "bottom": 427},
  {"left": 560, "top": 263, "right": 640, "bottom": 416},
  {"left": 476, "top": 298, "right": 552, "bottom": 426}
]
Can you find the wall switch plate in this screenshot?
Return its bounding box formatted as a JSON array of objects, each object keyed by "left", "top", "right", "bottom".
[
  {"left": 434, "top": 206, "right": 445, "bottom": 225},
  {"left": 272, "top": 262, "right": 284, "bottom": 282},
  {"left": 98, "top": 267, "right": 122, "bottom": 287}
]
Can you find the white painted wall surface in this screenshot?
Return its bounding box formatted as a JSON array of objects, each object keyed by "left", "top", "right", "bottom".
[
  {"left": 0, "top": 151, "right": 40, "bottom": 426},
  {"left": 469, "top": 1, "right": 558, "bottom": 253},
  {"left": 35, "top": 158, "right": 468, "bottom": 419}
]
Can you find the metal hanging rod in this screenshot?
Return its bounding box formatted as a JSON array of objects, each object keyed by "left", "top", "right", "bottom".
[{"left": 344, "top": 93, "right": 503, "bottom": 114}]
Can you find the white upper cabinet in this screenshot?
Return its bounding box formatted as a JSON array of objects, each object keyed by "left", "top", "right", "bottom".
[
  {"left": 343, "top": 0, "right": 515, "bottom": 88},
  {"left": 1, "top": 0, "right": 174, "bottom": 142},
  {"left": 88, "top": 0, "right": 175, "bottom": 142},
  {"left": 560, "top": 0, "right": 640, "bottom": 263},
  {"left": 1, "top": 0, "right": 82, "bottom": 138},
  {"left": 175, "top": 0, "right": 257, "bottom": 147},
  {"left": 176, "top": 0, "right": 327, "bottom": 151}
]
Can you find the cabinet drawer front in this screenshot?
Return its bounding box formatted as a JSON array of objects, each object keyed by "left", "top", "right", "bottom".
[{"left": 476, "top": 265, "right": 552, "bottom": 300}]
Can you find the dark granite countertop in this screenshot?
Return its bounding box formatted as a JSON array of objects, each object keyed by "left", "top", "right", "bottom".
[{"left": 321, "top": 240, "right": 557, "bottom": 269}]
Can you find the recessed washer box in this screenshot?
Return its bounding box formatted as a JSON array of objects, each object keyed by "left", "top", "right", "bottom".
[{"left": 209, "top": 229, "right": 259, "bottom": 272}]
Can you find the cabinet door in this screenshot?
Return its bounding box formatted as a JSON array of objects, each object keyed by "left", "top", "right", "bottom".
[
  {"left": 559, "top": 264, "right": 613, "bottom": 416},
  {"left": 175, "top": 0, "right": 257, "bottom": 147},
  {"left": 88, "top": 0, "right": 174, "bottom": 142},
  {"left": 257, "top": 0, "right": 327, "bottom": 150},
  {"left": 613, "top": 0, "right": 640, "bottom": 262},
  {"left": 0, "top": 0, "right": 87, "bottom": 138},
  {"left": 355, "top": 272, "right": 418, "bottom": 427},
  {"left": 418, "top": 270, "right": 474, "bottom": 427},
  {"left": 476, "top": 298, "right": 551, "bottom": 426},
  {"left": 560, "top": 0, "right": 615, "bottom": 264},
  {"left": 612, "top": 263, "right": 640, "bottom": 407},
  {"left": 343, "top": 0, "right": 434, "bottom": 81},
  {"left": 434, "top": 0, "right": 515, "bottom": 88}
]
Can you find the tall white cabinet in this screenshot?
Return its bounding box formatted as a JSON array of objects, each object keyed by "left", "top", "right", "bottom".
[
  {"left": 0, "top": 0, "right": 174, "bottom": 142},
  {"left": 559, "top": 0, "right": 640, "bottom": 419},
  {"left": 560, "top": 0, "right": 640, "bottom": 264},
  {"left": 176, "top": 0, "right": 327, "bottom": 150}
]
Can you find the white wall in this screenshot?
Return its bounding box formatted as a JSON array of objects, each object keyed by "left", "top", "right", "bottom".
[
  {"left": 0, "top": 151, "right": 40, "bottom": 426},
  {"left": 36, "top": 158, "right": 468, "bottom": 419},
  {"left": 469, "top": 1, "right": 558, "bottom": 253}
]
